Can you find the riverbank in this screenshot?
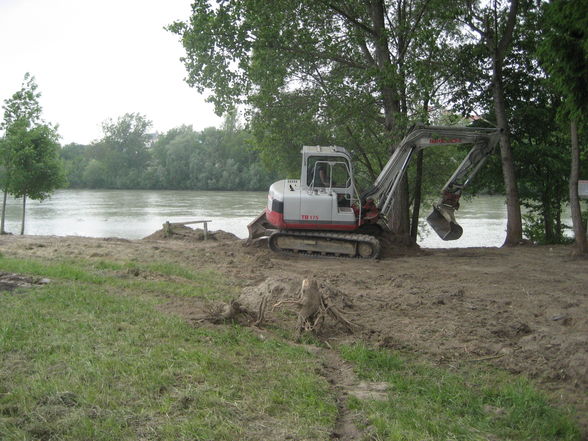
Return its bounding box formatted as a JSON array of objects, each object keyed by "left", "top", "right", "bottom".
[
  {"left": 0, "top": 231, "right": 586, "bottom": 439},
  {"left": 1, "top": 189, "right": 517, "bottom": 247}
]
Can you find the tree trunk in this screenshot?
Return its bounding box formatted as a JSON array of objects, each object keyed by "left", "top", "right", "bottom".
[
  {"left": 492, "top": 64, "right": 523, "bottom": 246},
  {"left": 569, "top": 119, "right": 587, "bottom": 254},
  {"left": 555, "top": 206, "right": 562, "bottom": 243},
  {"left": 1, "top": 190, "right": 7, "bottom": 234},
  {"left": 555, "top": 184, "right": 563, "bottom": 243},
  {"left": 369, "top": 0, "right": 400, "bottom": 133},
  {"left": 544, "top": 207, "right": 554, "bottom": 243},
  {"left": 410, "top": 150, "right": 424, "bottom": 241},
  {"left": 469, "top": 0, "right": 521, "bottom": 246},
  {"left": 369, "top": 0, "right": 410, "bottom": 238},
  {"left": 20, "top": 194, "right": 26, "bottom": 235},
  {"left": 390, "top": 176, "right": 411, "bottom": 237}
]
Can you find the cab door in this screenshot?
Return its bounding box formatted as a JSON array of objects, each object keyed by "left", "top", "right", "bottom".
[
  {"left": 330, "top": 161, "right": 356, "bottom": 227},
  {"left": 299, "top": 189, "right": 334, "bottom": 225}
]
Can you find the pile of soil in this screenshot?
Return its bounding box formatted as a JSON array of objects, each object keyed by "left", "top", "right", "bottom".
[
  {"left": 1, "top": 232, "right": 586, "bottom": 432},
  {"left": 143, "top": 225, "right": 239, "bottom": 242},
  {"left": 377, "top": 231, "right": 425, "bottom": 258}
]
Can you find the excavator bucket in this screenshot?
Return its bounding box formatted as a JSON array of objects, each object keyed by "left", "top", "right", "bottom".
[
  {"left": 246, "top": 210, "right": 274, "bottom": 245},
  {"left": 426, "top": 204, "right": 463, "bottom": 241}
]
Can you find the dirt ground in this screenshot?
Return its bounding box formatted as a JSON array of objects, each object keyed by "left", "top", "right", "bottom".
[{"left": 1, "top": 227, "right": 587, "bottom": 433}]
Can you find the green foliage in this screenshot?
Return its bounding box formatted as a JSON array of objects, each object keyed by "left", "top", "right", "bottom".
[
  {"left": 538, "top": 0, "right": 588, "bottom": 120},
  {"left": 0, "top": 73, "right": 66, "bottom": 234},
  {"left": 82, "top": 159, "right": 108, "bottom": 188},
  {"left": 522, "top": 212, "right": 572, "bottom": 245},
  {"left": 450, "top": 9, "right": 581, "bottom": 244},
  {"left": 89, "top": 113, "right": 152, "bottom": 188},
  {"left": 60, "top": 143, "right": 88, "bottom": 187},
  {"left": 168, "top": 0, "right": 466, "bottom": 191},
  {"left": 4, "top": 122, "right": 65, "bottom": 201},
  {"left": 0, "top": 73, "right": 42, "bottom": 130},
  {"left": 60, "top": 117, "right": 278, "bottom": 191}
]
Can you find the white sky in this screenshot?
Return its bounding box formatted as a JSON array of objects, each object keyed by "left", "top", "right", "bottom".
[{"left": 0, "top": 0, "right": 222, "bottom": 145}]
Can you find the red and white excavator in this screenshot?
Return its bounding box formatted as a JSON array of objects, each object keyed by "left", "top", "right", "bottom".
[{"left": 247, "top": 125, "right": 501, "bottom": 258}]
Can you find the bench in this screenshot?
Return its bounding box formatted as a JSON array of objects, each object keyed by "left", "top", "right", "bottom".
[{"left": 162, "top": 220, "right": 212, "bottom": 240}]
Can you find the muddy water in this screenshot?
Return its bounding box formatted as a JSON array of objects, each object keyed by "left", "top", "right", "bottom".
[{"left": 3, "top": 189, "right": 515, "bottom": 247}]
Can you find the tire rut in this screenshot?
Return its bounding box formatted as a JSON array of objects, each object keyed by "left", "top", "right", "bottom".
[{"left": 307, "top": 346, "right": 389, "bottom": 441}]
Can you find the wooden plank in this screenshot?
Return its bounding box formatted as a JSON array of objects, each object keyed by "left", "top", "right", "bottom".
[
  {"left": 169, "top": 220, "right": 212, "bottom": 226},
  {"left": 181, "top": 220, "right": 212, "bottom": 225}
]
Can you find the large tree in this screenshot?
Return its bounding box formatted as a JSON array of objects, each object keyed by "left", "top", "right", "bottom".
[
  {"left": 89, "top": 113, "right": 152, "bottom": 188},
  {"left": 538, "top": 0, "right": 588, "bottom": 255},
  {"left": 455, "top": 7, "right": 574, "bottom": 245},
  {"left": 461, "top": 0, "right": 524, "bottom": 246},
  {"left": 0, "top": 73, "right": 65, "bottom": 235},
  {"left": 169, "top": 0, "right": 463, "bottom": 237}
]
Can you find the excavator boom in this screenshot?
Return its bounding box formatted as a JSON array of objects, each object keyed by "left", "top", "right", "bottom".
[{"left": 363, "top": 125, "right": 501, "bottom": 240}]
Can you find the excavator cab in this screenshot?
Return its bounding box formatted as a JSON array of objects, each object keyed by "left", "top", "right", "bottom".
[
  {"left": 246, "top": 146, "right": 358, "bottom": 245},
  {"left": 300, "top": 147, "right": 357, "bottom": 227}
]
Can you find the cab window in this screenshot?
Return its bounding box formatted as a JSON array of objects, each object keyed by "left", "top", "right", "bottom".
[
  {"left": 331, "top": 162, "right": 350, "bottom": 188},
  {"left": 307, "top": 156, "right": 351, "bottom": 188}
]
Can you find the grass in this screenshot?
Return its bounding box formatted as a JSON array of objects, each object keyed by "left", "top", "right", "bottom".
[
  {"left": 340, "top": 343, "right": 581, "bottom": 441},
  {"left": 0, "top": 255, "right": 336, "bottom": 440},
  {"left": 0, "top": 253, "right": 582, "bottom": 440},
  {"left": 0, "top": 256, "right": 237, "bottom": 301}
]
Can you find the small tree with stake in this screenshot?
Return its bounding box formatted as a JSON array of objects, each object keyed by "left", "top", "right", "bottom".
[{"left": 0, "top": 73, "right": 65, "bottom": 234}]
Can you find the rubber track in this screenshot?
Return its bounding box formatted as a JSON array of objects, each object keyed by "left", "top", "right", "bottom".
[{"left": 268, "top": 230, "right": 381, "bottom": 259}]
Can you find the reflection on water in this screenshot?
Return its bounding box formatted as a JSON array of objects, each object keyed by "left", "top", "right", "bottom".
[{"left": 2, "top": 189, "right": 519, "bottom": 248}]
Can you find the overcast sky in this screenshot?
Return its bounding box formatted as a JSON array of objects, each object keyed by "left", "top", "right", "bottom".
[{"left": 0, "top": 0, "right": 222, "bottom": 145}]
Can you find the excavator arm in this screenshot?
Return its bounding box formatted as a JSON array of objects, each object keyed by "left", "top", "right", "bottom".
[{"left": 363, "top": 125, "right": 501, "bottom": 240}]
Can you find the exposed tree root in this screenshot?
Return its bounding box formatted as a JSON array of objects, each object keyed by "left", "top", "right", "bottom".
[
  {"left": 271, "top": 278, "right": 358, "bottom": 340},
  {"left": 207, "top": 277, "right": 358, "bottom": 339}
]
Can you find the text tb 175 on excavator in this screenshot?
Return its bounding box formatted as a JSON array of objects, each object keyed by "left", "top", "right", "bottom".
[{"left": 247, "top": 125, "right": 501, "bottom": 258}]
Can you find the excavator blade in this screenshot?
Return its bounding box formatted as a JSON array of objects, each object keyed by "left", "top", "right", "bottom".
[
  {"left": 426, "top": 204, "right": 463, "bottom": 241},
  {"left": 246, "top": 210, "right": 274, "bottom": 245}
]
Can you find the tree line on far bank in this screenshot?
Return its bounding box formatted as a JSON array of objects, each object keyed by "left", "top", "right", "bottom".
[
  {"left": 60, "top": 112, "right": 278, "bottom": 192},
  {"left": 0, "top": 75, "right": 276, "bottom": 235}
]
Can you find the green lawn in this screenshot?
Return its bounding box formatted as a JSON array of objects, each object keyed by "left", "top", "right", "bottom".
[
  {"left": 341, "top": 343, "right": 580, "bottom": 441},
  {"left": 0, "top": 256, "right": 335, "bottom": 440},
  {"left": 0, "top": 254, "right": 581, "bottom": 440}
]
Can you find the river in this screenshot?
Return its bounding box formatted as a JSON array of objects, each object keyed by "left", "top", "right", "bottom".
[{"left": 2, "top": 189, "right": 513, "bottom": 248}]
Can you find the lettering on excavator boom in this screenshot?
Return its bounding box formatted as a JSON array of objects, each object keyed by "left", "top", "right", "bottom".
[{"left": 429, "top": 137, "right": 462, "bottom": 144}]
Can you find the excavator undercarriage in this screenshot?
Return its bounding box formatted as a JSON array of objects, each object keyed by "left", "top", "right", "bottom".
[
  {"left": 268, "top": 230, "right": 380, "bottom": 259},
  {"left": 247, "top": 214, "right": 380, "bottom": 258}
]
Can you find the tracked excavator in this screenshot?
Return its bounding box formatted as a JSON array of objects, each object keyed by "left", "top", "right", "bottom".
[{"left": 247, "top": 125, "right": 501, "bottom": 258}]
